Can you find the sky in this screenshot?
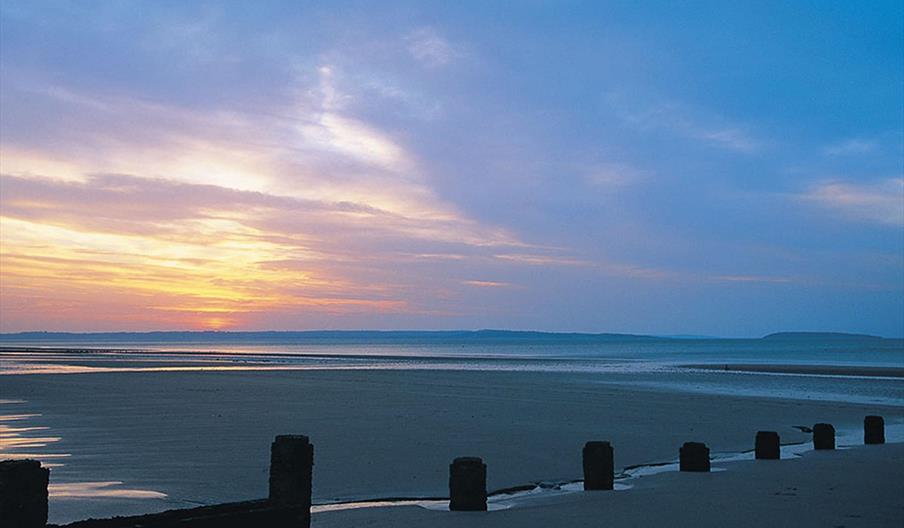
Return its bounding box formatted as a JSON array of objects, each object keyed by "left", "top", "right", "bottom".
[{"left": 0, "top": 1, "right": 902, "bottom": 336}]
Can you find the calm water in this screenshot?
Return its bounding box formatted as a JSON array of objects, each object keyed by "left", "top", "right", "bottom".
[
  {"left": 2, "top": 334, "right": 903, "bottom": 406},
  {"left": 2, "top": 333, "right": 903, "bottom": 371},
  {"left": 3, "top": 332, "right": 904, "bottom": 356}
]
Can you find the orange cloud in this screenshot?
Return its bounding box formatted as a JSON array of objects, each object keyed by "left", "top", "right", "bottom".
[
  {"left": 0, "top": 172, "right": 524, "bottom": 330},
  {"left": 0, "top": 74, "right": 660, "bottom": 332}
]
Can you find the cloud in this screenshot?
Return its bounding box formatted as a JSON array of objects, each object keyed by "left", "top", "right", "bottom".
[
  {"left": 0, "top": 68, "right": 540, "bottom": 330},
  {"left": 823, "top": 138, "right": 879, "bottom": 156},
  {"left": 462, "top": 280, "right": 512, "bottom": 288},
  {"left": 492, "top": 253, "right": 592, "bottom": 267},
  {"left": 140, "top": 9, "right": 235, "bottom": 65},
  {"left": 610, "top": 96, "right": 760, "bottom": 153},
  {"left": 1, "top": 70, "right": 472, "bottom": 226},
  {"left": 405, "top": 27, "right": 459, "bottom": 67},
  {"left": 292, "top": 65, "right": 468, "bottom": 218},
  {"left": 12, "top": 62, "right": 687, "bottom": 330},
  {"left": 693, "top": 127, "right": 759, "bottom": 153},
  {"left": 711, "top": 275, "right": 794, "bottom": 284},
  {"left": 583, "top": 163, "right": 649, "bottom": 188},
  {"left": 0, "top": 171, "right": 567, "bottom": 330},
  {"left": 0, "top": 172, "right": 533, "bottom": 260},
  {"left": 799, "top": 178, "right": 904, "bottom": 226},
  {"left": 299, "top": 111, "right": 410, "bottom": 171}
]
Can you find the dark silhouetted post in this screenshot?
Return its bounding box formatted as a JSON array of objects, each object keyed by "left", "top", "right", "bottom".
[
  {"left": 449, "top": 457, "right": 487, "bottom": 511},
  {"left": 269, "top": 435, "right": 313, "bottom": 510},
  {"left": 864, "top": 416, "right": 885, "bottom": 445},
  {"left": 0, "top": 459, "right": 49, "bottom": 528},
  {"left": 582, "top": 441, "right": 614, "bottom": 490},
  {"left": 679, "top": 442, "right": 710, "bottom": 472},
  {"left": 813, "top": 423, "right": 835, "bottom": 450},
  {"left": 755, "top": 431, "right": 780, "bottom": 460}
]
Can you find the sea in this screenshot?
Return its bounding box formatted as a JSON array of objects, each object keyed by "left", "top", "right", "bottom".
[{"left": 2, "top": 331, "right": 903, "bottom": 405}]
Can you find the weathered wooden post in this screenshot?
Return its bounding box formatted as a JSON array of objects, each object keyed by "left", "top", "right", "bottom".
[
  {"left": 582, "top": 441, "right": 614, "bottom": 490},
  {"left": 0, "top": 459, "right": 49, "bottom": 528},
  {"left": 813, "top": 423, "right": 835, "bottom": 450},
  {"left": 864, "top": 416, "right": 885, "bottom": 445},
  {"left": 755, "top": 431, "right": 780, "bottom": 460},
  {"left": 269, "top": 434, "right": 313, "bottom": 527},
  {"left": 679, "top": 442, "right": 710, "bottom": 472},
  {"left": 449, "top": 457, "right": 487, "bottom": 511}
]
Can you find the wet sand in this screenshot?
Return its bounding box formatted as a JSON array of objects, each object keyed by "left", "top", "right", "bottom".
[
  {"left": 685, "top": 363, "right": 904, "bottom": 378},
  {"left": 313, "top": 443, "right": 904, "bottom": 527},
  {"left": 2, "top": 368, "right": 902, "bottom": 524}
]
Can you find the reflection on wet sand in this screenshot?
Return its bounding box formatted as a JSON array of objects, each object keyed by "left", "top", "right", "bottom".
[
  {"left": 49, "top": 481, "right": 168, "bottom": 499},
  {"left": 0, "top": 413, "right": 42, "bottom": 421},
  {"left": 0, "top": 401, "right": 167, "bottom": 501},
  {"left": 0, "top": 407, "right": 69, "bottom": 467},
  {"left": 0, "top": 434, "right": 62, "bottom": 448},
  {"left": 1, "top": 363, "right": 343, "bottom": 375}
]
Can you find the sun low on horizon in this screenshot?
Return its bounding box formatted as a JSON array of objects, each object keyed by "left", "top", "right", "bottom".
[{"left": 0, "top": 1, "right": 902, "bottom": 337}]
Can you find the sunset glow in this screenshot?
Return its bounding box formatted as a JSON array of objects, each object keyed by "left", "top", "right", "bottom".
[{"left": 1, "top": 2, "right": 902, "bottom": 335}]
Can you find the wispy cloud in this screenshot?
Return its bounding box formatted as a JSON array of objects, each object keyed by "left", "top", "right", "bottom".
[
  {"left": 0, "top": 173, "right": 474, "bottom": 329},
  {"left": 693, "top": 127, "right": 759, "bottom": 153},
  {"left": 0, "top": 68, "right": 548, "bottom": 330},
  {"left": 711, "top": 274, "right": 794, "bottom": 284},
  {"left": 799, "top": 178, "right": 904, "bottom": 227},
  {"left": 492, "top": 253, "right": 592, "bottom": 267},
  {"left": 583, "top": 163, "right": 649, "bottom": 188},
  {"left": 610, "top": 96, "right": 760, "bottom": 153},
  {"left": 823, "top": 138, "right": 879, "bottom": 156},
  {"left": 405, "top": 27, "right": 460, "bottom": 67},
  {"left": 462, "top": 280, "right": 512, "bottom": 288}
]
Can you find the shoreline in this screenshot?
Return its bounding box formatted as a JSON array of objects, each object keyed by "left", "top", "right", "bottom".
[
  {"left": 309, "top": 421, "right": 903, "bottom": 514},
  {"left": 312, "top": 442, "right": 904, "bottom": 527},
  {"left": 685, "top": 363, "right": 904, "bottom": 378}
]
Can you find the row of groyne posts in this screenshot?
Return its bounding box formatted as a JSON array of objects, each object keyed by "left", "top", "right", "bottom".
[{"left": 0, "top": 415, "right": 888, "bottom": 527}]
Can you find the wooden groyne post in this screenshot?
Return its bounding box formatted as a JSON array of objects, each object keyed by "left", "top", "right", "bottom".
[
  {"left": 449, "top": 457, "right": 487, "bottom": 511},
  {"left": 269, "top": 435, "right": 314, "bottom": 515},
  {"left": 0, "top": 459, "right": 49, "bottom": 528},
  {"left": 679, "top": 442, "right": 710, "bottom": 472},
  {"left": 39, "top": 435, "right": 314, "bottom": 527},
  {"left": 864, "top": 415, "right": 885, "bottom": 445},
  {"left": 582, "top": 441, "right": 614, "bottom": 490},
  {"left": 755, "top": 431, "right": 780, "bottom": 460},
  {"left": 813, "top": 423, "right": 835, "bottom": 450}
]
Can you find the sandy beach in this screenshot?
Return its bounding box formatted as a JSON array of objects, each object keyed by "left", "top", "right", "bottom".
[
  {"left": 313, "top": 443, "right": 904, "bottom": 527},
  {"left": 2, "top": 365, "right": 902, "bottom": 524}
]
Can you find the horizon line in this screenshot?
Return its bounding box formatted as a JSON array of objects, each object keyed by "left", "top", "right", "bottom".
[{"left": 0, "top": 329, "right": 897, "bottom": 340}]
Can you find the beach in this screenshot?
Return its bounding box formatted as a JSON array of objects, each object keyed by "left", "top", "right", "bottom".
[
  {"left": 314, "top": 443, "right": 904, "bottom": 527},
  {"left": 2, "top": 344, "right": 903, "bottom": 525}
]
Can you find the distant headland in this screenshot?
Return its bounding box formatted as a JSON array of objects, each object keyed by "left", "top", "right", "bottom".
[{"left": 761, "top": 332, "right": 886, "bottom": 341}]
